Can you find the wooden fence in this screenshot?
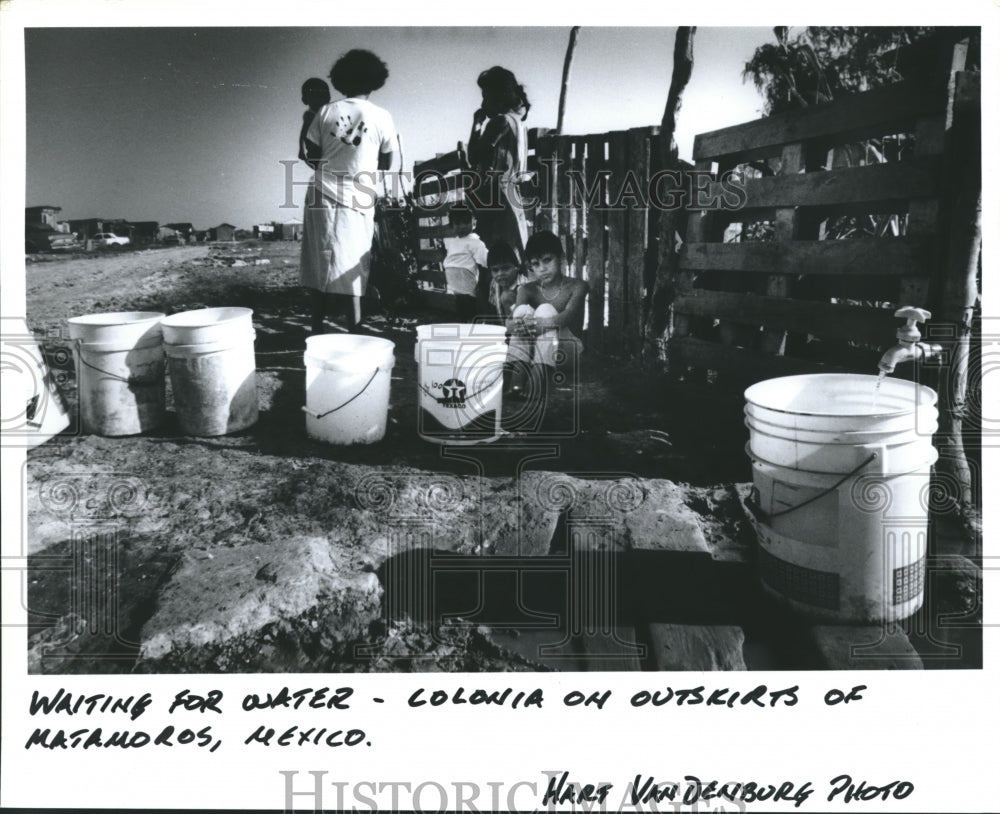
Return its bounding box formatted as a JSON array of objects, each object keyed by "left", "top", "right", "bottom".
[
  {"left": 410, "top": 43, "right": 976, "bottom": 380},
  {"left": 531, "top": 126, "right": 668, "bottom": 356},
  {"left": 412, "top": 127, "right": 669, "bottom": 357},
  {"left": 669, "top": 72, "right": 959, "bottom": 382}
]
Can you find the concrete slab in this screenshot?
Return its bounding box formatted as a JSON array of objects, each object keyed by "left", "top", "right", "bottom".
[
  {"left": 648, "top": 623, "right": 747, "bottom": 671},
  {"left": 810, "top": 625, "right": 923, "bottom": 670}
]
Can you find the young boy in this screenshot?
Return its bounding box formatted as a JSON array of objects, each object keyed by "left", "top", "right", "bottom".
[
  {"left": 442, "top": 206, "right": 488, "bottom": 322},
  {"left": 486, "top": 240, "right": 525, "bottom": 322},
  {"left": 507, "top": 230, "right": 588, "bottom": 395}
]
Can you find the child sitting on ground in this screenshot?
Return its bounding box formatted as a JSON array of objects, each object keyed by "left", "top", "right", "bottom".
[
  {"left": 507, "top": 230, "right": 588, "bottom": 396},
  {"left": 442, "top": 206, "right": 489, "bottom": 322},
  {"left": 486, "top": 240, "right": 527, "bottom": 322}
]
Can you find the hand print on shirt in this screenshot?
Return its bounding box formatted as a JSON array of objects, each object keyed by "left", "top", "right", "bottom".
[{"left": 332, "top": 114, "right": 368, "bottom": 147}]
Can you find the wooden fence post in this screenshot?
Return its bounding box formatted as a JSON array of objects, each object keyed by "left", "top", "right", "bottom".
[
  {"left": 933, "top": 62, "right": 981, "bottom": 526},
  {"left": 606, "top": 131, "right": 628, "bottom": 356},
  {"left": 585, "top": 135, "right": 608, "bottom": 353}
]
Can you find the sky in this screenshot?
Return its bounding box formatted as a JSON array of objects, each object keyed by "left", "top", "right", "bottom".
[{"left": 24, "top": 26, "right": 776, "bottom": 230}]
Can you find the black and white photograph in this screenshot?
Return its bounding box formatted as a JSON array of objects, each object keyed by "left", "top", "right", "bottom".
[{"left": 1, "top": 3, "right": 996, "bottom": 812}]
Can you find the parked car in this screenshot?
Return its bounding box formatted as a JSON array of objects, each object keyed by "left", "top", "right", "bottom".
[
  {"left": 92, "top": 232, "right": 130, "bottom": 248},
  {"left": 25, "top": 225, "right": 80, "bottom": 253}
]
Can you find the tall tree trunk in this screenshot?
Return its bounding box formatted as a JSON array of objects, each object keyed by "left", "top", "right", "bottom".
[
  {"left": 643, "top": 26, "right": 696, "bottom": 359},
  {"left": 556, "top": 27, "right": 581, "bottom": 135}
]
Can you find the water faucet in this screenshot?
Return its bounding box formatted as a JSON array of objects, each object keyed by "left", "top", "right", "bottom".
[{"left": 877, "top": 307, "right": 944, "bottom": 373}]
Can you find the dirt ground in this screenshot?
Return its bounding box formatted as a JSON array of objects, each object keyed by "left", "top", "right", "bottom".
[{"left": 21, "top": 241, "right": 982, "bottom": 673}]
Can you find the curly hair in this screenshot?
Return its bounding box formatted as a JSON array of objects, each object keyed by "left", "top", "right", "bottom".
[
  {"left": 329, "top": 50, "right": 389, "bottom": 97},
  {"left": 477, "top": 66, "right": 530, "bottom": 120}
]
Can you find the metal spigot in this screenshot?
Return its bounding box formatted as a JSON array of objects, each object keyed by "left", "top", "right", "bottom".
[{"left": 877, "top": 307, "right": 944, "bottom": 373}]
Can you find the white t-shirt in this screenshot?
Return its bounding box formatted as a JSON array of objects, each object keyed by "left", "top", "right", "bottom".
[
  {"left": 442, "top": 232, "right": 488, "bottom": 296},
  {"left": 307, "top": 98, "right": 396, "bottom": 213}
]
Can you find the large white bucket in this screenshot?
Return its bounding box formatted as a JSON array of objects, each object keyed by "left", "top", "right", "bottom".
[
  {"left": 415, "top": 323, "right": 508, "bottom": 445},
  {"left": 161, "top": 308, "right": 258, "bottom": 436},
  {"left": 302, "top": 335, "right": 395, "bottom": 445},
  {"left": 744, "top": 373, "right": 938, "bottom": 623},
  {"left": 0, "top": 319, "right": 72, "bottom": 447},
  {"left": 67, "top": 311, "right": 166, "bottom": 436}
]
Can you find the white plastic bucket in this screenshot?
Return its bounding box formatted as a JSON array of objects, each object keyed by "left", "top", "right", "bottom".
[
  {"left": 415, "top": 323, "right": 508, "bottom": 445},
  {"left": 0, "top": 318, "right": 72, "bottom": 447},
  {"left": 303, "top": 335, "right": 395, "bottom": 445},
  {"left": 743, "top": 373, "right": 938, "bottom": 623},
  {"left": 161, "top": 308, "right": 258, "bottom": 436},
  {"left": 67, "top": 311, "right": 165, "bottom": 436}
]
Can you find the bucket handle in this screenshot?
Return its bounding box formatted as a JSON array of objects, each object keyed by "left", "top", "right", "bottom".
[
  {"left": 77, "top": 354, "right": 162, "bottom": 386},
  {"left": 745, "top": 451, "right": 878, "bottom": 524},
  {"left": 301, "top": 367, "right": 381, "bottom": 420}
]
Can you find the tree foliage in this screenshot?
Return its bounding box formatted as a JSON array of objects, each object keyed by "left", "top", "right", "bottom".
[{"left": 743, "top": 26, "right": 939, "bottom": 115}]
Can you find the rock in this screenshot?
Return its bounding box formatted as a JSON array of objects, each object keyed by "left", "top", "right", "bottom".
[
  {"left": 684, "top": 483, "right": 756, "bottom": 563},
  {"left": 136, "top": 535, "right": 382, "bottom": 671},
  {"left": 930, "top": 554, "right": 981, "bottom": 621},
  {"left": 648, "top": 624, "right": 747, "bottom": 670},
  {"left": 623, "top": 480, "right": 711, "bottom": 554},
  {"left": 810, "top": 625, "right": 922, "bottom": 669},
  {"left": 490, "top": 471, "right": 564, "bottom": 556}
]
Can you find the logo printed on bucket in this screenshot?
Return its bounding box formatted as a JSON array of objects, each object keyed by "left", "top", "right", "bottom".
[{"left": 435, "top": 379, "right": 466, "bottom": 408}]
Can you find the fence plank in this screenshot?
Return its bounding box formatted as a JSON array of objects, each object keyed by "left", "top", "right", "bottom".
[
  {"left": 673, "top": 160, "right": 721, "bottom": 359},
  {"left": 759, "top": 143, "right": 807, "bottom": 355},
  {"left": 680, "top": 235, "right": 934, "bottom": 276},
  {"left": 412, "top": 200, "right": 462, "bottom": 219},
  {"left": 556, "top": 136, "right": 574, "bottom": 270},
  {"left": 412, "top": 146, "right": 467, "bottom": 177},
  {"left": 534, "top": 133, "right": 556, "bottom": 234},
  {"left": 573, "top": 138, "right": 587, "bottom": 285},
  {"left": 693, "top": 80, "right": 946, "bottom": 164},
  {"left": 416, "top": 267, "right": 448, "bottom": 289},
  {"left": 626, "top": 128, "right": 650, "bottom": 356},
  {"left": 413, "top": 173, "right": 471, "bottom": 200},
  {"left": 417, "top": 248, "right": 445, "bottom": 266},
  {"left": 417, "top": 223, "right": 455, "bottom": 240},
  {"left": 585, "top": 135, "right": 607, "bottom": 352},
  {"left": 695, "top": 157, "right": 940, "bottom": 215},
  {"left": 606, "top": 131, "right": 628, "bottom": 354},
  {"left": 673, "top": 290, "right": 897, "bottom": 347},
  {"left": 899, "top": 115, "right": 949, "bottom": 307}
]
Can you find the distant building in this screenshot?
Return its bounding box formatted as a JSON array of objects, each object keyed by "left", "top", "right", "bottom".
[
  {"left": 212, "top": 223, "right": 237, "bottom": 242},
  {"left": 254, "top": 223, "right": 276, "bottom": 240},
  {"left": 127, "top": 221, "right": 159, "bottom": 245},
  {"left": 281, "top": 219, "right": 303, "bottom": 241},
  {"left": 165, "top": 222, "right": 195, "bottom": 240},
  {"left": 157, "top": 226, "right": 182, "bottom": 243},
  {"left": 67, "top": 218, "right": 105, "bottom": 240},
  {"left": 26, "top": 205, "right": 61, "bottom": 229}
]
